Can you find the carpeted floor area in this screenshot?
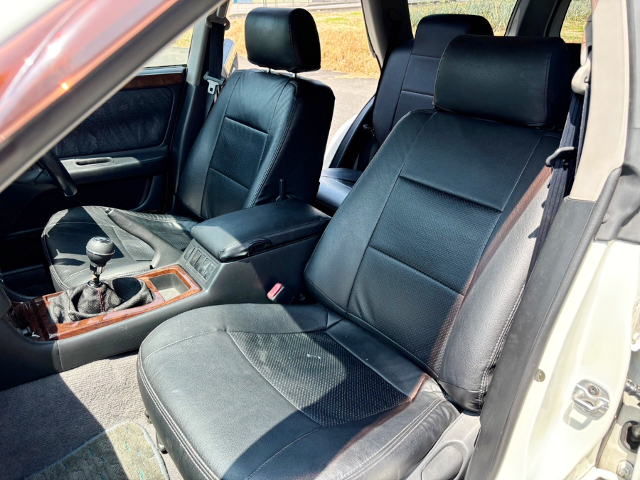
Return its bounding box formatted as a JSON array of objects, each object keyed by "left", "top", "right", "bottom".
[
  {"left": 0, "top": 354, "right": 182, "bottom": 480},
  {"left": 27, "top": 422, "right": 169, "bottom": 480}
]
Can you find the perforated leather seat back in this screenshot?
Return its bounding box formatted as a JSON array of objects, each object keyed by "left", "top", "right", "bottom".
[{"left": 305, "top": 35, "right": 570, "bottom": 410}]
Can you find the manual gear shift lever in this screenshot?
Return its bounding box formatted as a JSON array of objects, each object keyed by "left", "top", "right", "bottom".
[
  {"left": 86, "top": 236, "right": 115, "bottom": 287},
  {"left": 47, "top": 236, "right": 153, "bottom": 324}
]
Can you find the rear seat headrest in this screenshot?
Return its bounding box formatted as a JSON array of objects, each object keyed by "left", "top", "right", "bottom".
[
  {"left": 245, "top": 8, "right": 321, "bottom": 73},
  {"left": 434, "top": 35, "right": 571, "bottom": 128},
  {"left": 413, "top": 14, "right": 493, "bottom": 57}
]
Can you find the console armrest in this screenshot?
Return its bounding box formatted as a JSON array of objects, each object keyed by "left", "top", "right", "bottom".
[{"left": 191, "top": 200, "right": 330, "bottom": 262}]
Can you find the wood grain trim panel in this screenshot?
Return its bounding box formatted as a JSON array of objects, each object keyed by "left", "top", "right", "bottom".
[
  {"left": 14, "top": 265, "right": 199, "bottom": 341},
  {"left": 123, "top": 72, "right": 184, "bottom": 90}
]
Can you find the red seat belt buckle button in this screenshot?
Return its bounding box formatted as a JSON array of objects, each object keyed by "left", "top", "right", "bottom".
[{"left": 268, "top": 283, "right": 284, "bottom": 302}]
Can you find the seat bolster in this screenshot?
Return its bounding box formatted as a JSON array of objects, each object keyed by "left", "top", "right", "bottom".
[
  {"left": 245, "top": 77, "right": 335, "bottom": 208},
  {"left": 246, "top": 382, "right": 457, "bottom": 480}
]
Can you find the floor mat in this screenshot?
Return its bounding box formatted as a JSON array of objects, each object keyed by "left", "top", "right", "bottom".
[{"left": 27, "top": 422, "right": 169, "bottom": 480}]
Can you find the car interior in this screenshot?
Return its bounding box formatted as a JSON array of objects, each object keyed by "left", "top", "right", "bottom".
[{"left": 0, "top": 0, "right": 633, "bottom": 478}]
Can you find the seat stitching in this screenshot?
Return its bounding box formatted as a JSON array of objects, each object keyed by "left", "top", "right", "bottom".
[
  {"left": 480, "top": 283, "right": 525, "bottom": 397},
  {"left": 345, "top": 309, "right": 437, "bottom": 378},
  {"left": 143, "top": 330, "right": 222, "bottom": 361},
  {"left": 304, "top": 276, "right": 348, "bottom": 316},
  {"left": 48, "top": 264, "right": 69, "bottom": 290},
  {"left": 407, "top": 52, "right": 447, "bottom": 60},
  {"left": 42, "top": 221, "right": 120, "bottom": 227},
  {"left": 367, "top": 245, "right": 462, "bottom": 295},
  {"left": 223, "top": 115, "right": 269, "bottom": 135},
  {"left": 338, "top": 398, "right": 445, "bottom": 480},
  {"left": 208, "top": 165, "right": 251, "bottom": 190},
  {"left": 227, "top": 332, "right": 324, "bottom": 426},
  {"left": 138, "top": 361, "right": 221, "bottom": 480},
  {"left": 119, "top": 211, "right": 196, "bottom": 225},
  {"left": 245, "top": 428, "right": 322, "bottom": 480},
  {"left": 388, "top": 48, "right": 415, "bottom": 131},
  {"left": 345, "top": 114, "right": 436, "bottom": 312},
  {"left": 399, "top": 88, "right": 435, "bottom": 97},
  {"left": 398, "top": 175, "right": 503, "bottom": 212},
  {"left": 494, "top": 134, "right": 549, "bottom": 216},
  {"left": 346, "top": 400, "right": 447, "bottom": 480}
]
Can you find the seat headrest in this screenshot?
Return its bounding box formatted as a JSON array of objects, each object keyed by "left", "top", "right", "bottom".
[
  {"left": 413, "top": 14, "right": 493, "bottom": 57},
  {"left": 245, "top": 8, "right": 321, "bottom": 73},
  {"left": 434, "top": 35, "right": 571, "bottom": 127}
]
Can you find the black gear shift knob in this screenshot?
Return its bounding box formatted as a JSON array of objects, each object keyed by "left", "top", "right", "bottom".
[{"left": 86, "top": 237, "right": 114, "bottom": 286}]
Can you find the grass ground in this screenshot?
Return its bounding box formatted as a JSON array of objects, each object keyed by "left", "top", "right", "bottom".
[
  {"left": 172, "top": 0, "right": 592, "bottom": 77},
  {"left": 226, "top": 11, "right": 380, "bottom": 77}
]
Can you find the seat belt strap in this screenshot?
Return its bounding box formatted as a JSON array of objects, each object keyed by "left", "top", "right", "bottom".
[
  {"left": 204, "top": 21, "right": 226, "bottom": 118},
  {"left": 527, "top": 13, "right": 593, "bottom": 276},
  {"left": 527, "top": 91, "right": 584, "bottom": 276}
]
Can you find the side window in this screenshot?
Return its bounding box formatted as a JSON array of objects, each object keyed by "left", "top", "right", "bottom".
[
  {"left": 145, "top": 29, "right": 193, "bottom": 68},
  {"left": 560, "top": 0, "right": 591, "bottom": 43},
  {"left": 409, "top": 0, "right": 518, "bottom": 35}
]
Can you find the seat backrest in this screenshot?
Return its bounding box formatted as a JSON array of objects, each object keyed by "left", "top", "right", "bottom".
[
  {"left": 372, "top": 14, "right": 493, "bottom": 146},
  {"left": 178, "top": 8, "right": 335, "bottom": 220},
  {"left": 306, "top": 35, "right": 570, "bottom": 411}
]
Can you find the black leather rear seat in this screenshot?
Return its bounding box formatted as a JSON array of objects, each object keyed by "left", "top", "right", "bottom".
[{"left": 315, "top": 14, "right": 493, "bottom": 214}]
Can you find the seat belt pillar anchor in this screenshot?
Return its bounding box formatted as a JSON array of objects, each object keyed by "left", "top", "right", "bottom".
[{"left": 545, "top": 146, "right": 576, "bottom": 168}]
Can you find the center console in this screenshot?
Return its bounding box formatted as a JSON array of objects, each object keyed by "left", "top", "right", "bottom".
[
  {"left": 0, "top": 199, "right": 330, "bottom": 389},
  {"left": 9, "top": 265, "right": 200, "bottom": 341}
]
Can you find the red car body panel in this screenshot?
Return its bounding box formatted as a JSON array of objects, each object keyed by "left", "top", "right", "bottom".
[{"left": 0, "top": 0, "right": 177, "bottom": 145}]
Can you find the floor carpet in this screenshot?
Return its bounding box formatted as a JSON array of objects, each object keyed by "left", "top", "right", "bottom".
[
  {"left": 0, "top": 354, "right": 182, "bottom": 480},
  {"left": 27, "top": 422, "right": 169, "bottom": 480}
]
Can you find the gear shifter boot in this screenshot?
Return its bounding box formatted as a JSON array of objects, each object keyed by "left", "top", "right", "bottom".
[{"left": 48, "top": 277, "right": 154, "bottom": 324}]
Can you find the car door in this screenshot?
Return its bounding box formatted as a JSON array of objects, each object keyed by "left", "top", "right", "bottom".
[{"left": 0, "top": 51, "right": 188, "bottom": 272}]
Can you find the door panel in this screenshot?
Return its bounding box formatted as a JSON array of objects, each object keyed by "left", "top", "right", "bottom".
[
  {"left": 51, "top": 88, "right": 174, "bottom": 158},
  {"left": 0, "top": 67, "right": 186, "bottom": 273}
]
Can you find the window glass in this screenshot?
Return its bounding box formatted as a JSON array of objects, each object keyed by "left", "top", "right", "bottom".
[
  {"left": 409, "top": 0, "right": 518, "bottom": 36},
  {"left": 145, "top": 29, "right": 193, "bottom": 68},
  {"left": 560, "top": 0, "right": 591, "bottom": 43}
]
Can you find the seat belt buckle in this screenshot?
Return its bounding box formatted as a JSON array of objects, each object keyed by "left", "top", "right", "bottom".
[
  {"left": 203, "top": 71, "right": 224, "bottom": 95},
  {"left": 267, "top": 283, "right": 294, "bottom": 304},
  {"left": 545, "top": 146, "right": 576, "bottom": 167}
]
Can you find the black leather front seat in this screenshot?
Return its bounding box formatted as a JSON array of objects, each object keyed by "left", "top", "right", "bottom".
[
  {"left": 42, "top": 8, "right": 335, "bottom": 291},
  {"left": 138, "top": 36, "right": 569, "bottom": 479},
  {"left": 316, "top": 14, "right": 493, "bottom": 214}
]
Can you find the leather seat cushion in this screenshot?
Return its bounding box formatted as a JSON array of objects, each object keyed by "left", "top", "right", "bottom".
[
  {"left": 138, "top": 303, "right": 458, "bottom": 480},
  {"left": 42, "top": 206, "right": 196, "bottom": 290}
]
